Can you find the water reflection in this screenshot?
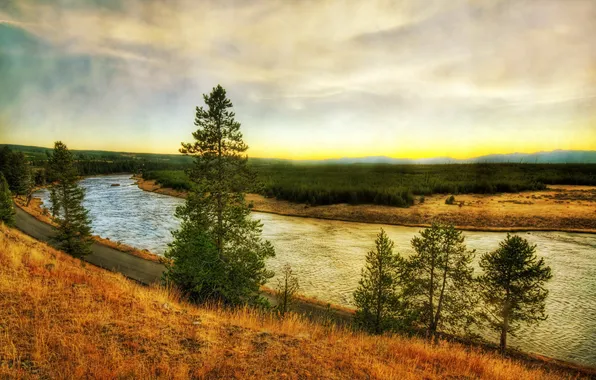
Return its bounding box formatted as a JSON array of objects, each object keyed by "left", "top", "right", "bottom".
[{"left": 35, "top": 174, "right": 596, "bottom": 366}]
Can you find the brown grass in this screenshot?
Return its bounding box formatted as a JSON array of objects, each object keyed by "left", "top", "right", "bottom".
[
  {"left": 14, "top": 196, "right": 162, "bottom": 263},
  {"left": 0, "top": 224, "right": 577, "bottom": 379},
  {"left": 135, "top": 177, "right": 596, "bottom": 233}
]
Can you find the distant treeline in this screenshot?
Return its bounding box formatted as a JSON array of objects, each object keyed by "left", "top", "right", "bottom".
[
  {"left": 1, "top": 144, "right": 193, "bottom": 183},
  {"left": 142, "top": 163, "right": 596, "bottom": 207},
  {"left": 6, "top": 143, "right": 595, "bottom": 208}
]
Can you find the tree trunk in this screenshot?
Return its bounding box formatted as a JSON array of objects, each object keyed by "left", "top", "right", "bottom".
[
  {"left": 432, "top": 250, "right": 450, "bottom": 343},
  {"left": 282, "top": 275, "right": 288, "bottom": 315},
  {"left": 375, "top": 256, "right": 383, "bottom": 334},
  {"left": 216, "top": 120, "right": 223, "bottom": 259},
  {"left": 427, "top": 256, "right": 435, "bottom": 339},
  {"left": 500, "top": 311, "right": 509, "bottom": 352}
]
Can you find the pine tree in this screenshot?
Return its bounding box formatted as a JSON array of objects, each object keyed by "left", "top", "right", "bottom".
[
  {"left": 0, "top": 173, "right": 15, "bottom": 226},
  {"left": 48, "top": 141, "right": 92, "bottom": 257},
  {"left": 165, "top": 85, "right": 275, "bottom": 305},
  {"left": 404, "top": 223, "right": 476, "bottom": 340},
  {"left": 0, "top": 147, "right": 31, "bottom": 195},
  {"left": 275, "top": 264, "right": 300, "bottom": 317},
  {"left": 354, "top": 229, "right": 405, "bottom": 334},
  {"left": 478, "top": 234, "right": 552, "bottom": 352}
]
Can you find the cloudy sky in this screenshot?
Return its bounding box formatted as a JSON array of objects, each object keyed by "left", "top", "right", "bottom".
[{"left": 1, "top": 0, "right": 595, "bottom": 159}]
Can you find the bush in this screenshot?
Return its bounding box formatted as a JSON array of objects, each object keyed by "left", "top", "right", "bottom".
[
  {"left": 419, "top": 196, "right": 425, "bottom": 204},
  {"left": 445, "top": 195, "right": 456, "bottom": 205}
]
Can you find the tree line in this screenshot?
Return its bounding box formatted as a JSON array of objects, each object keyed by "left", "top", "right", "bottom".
[
  {"left": 0, "top": 85, "right": 553, "bottom": 356},
  {"left": 142, "top": 161, "right": 596, "bottom": 208},
  {"left": 354, "top": 225, "right": 552, "bottom": 352}
]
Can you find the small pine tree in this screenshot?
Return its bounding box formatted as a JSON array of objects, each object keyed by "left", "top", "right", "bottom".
[
  {"left": 478, "top": 234, "right": 552, "bottom": 352},
  {"left": 165, "top": 85, "right": 275, "bottom": 305},
  {"left": 275, "top": 264, "right": 300, "bottom": 317},
  {"left": 405, "top": 223, "right": 476, "bottom": 340},
  {"left": 48, "top": 141, "right": 92, "bottom": 257},
  {"left": 0, "top": 147, "right": 31, "bottom": 196},
  {"left": 354, "top": 228, "right": 404, "bottom": 334},
  {"left": 0, "top": 173, "right": 15, "bottom": 226}
]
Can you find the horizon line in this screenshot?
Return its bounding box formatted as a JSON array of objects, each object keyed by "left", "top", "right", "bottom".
[{"left": 2, "top": 143, "right": 596, "bottom": 162}]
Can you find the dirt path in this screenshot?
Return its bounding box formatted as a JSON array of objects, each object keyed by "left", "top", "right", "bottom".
[
  {"left": 13, "top": 205, "right": 353, "bottom": 324},
  {"left": 14, "top": 206, "right": 165, "bottom": 284}
]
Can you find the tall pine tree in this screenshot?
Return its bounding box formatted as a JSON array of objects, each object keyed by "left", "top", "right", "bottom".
[
  {"left": 354, "top": 229, "right": 405, "bottom": 334},
  {"left": 0, "top": 173, "right": 15, "bottom": 226},
  {"left": 165, "top": 85, "right": 275, "bottom": 305},
  {"left": 48, "top": 141, "right": 92, "bottom": 257},
  {"left": 478, "top": 234, "right": 552, "bottom": 352}
]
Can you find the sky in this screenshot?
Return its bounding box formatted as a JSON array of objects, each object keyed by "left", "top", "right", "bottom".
[{"left": 0, "top": 0, "right": 595, "bottom": 159}]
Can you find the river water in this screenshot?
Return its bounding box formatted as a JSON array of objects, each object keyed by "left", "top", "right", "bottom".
[{"left": 35, "top": 174, "right": 596, "bottom": 367}]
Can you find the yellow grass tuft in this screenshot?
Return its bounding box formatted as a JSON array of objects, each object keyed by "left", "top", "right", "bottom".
[{"left": 0, "top": 224, "right": 574, "bottom": 379}]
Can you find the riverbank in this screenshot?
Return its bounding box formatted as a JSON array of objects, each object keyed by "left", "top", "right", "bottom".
[
  {"left": 11, "top": 179, "right": 596, "bottom": 374},
  {"left": 1, "top": 224, "right": 591, "bottom": 379},
  {"left": 12, "top": 193, "right": 356, "bottom": 324},
  {"left": 135, "top": 176, "right": 596, "bottom": 234},
  {"left": 14, "top": 196, "right": 164, "bottom": 263}
]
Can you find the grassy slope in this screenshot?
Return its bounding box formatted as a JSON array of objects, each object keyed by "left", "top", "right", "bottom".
[{"left": 0, "top": 225, "right": 572, "bottom": 379}]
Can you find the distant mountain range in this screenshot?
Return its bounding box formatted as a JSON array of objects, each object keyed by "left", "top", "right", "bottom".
[
  {"left": 308, "top": 150, "right": 596, "bottom": 165},
  {"left": 3, "top": 144, "right": 596, "bottom": 165}
]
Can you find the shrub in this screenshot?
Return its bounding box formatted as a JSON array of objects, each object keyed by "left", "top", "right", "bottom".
[{"left": 445, "top": 195, "right": 456, "bottom": 205}]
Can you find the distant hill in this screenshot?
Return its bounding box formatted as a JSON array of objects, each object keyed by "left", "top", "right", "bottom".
[
  {"left": 3, "top": 144, "right": 595, "bottom": 164},
  {"left": 312, "top": 150, "right": 596, "bottom": 165},
  {"left": 0, "top": 144, "right": 193, "bottom": 164}
]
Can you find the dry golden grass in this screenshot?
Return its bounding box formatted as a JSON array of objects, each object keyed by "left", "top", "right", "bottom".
[
  {"left": 0, "top": 224, "right": 573, "bottom": 379},
  {"left": 135, "top": 177, "right": 596, "bottom": 233},
  {"left": 245, "top": 188, "right": 596, "bottom": 233}
]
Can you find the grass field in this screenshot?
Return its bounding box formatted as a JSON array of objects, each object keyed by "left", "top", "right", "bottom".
[
  {"left": 0, "top": 224, "right": 576, "bottom": 379},
  {"left": 143, "top": 163, "right": 596, "bottom": 207}
]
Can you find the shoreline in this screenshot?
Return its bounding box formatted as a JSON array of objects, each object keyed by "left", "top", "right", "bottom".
[
  {"left": 13, "top": 192, "right": 358, "bottom": 322},
  {"left": 13, "top": 195, "right": 164, "bottom": 263},
  {"left": 14, "top": 179, "right": 596, "bottom": 374},
  {"left": 134, "top": 175, "right": 596, "bottom": 234}
]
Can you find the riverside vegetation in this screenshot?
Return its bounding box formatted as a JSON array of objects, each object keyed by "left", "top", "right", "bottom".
[
  {"left": 0, "top": 224, "right": 572, "bottom": 379},
  {"left": 142, "top": 163, "right": 596, "bottom": 207},
  {"left": 0, "top": 85, "right": 585, "bottom": 378},
  {"left": 3, "top": 144, "right": 596, "bottom": 208},
  {"left": 353, "top": 225, "right": 552, "bottom": 354}
]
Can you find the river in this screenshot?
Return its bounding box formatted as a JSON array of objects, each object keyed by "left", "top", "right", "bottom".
[{"left": 35, "top": 174, "right": 596, "bottom": 367}]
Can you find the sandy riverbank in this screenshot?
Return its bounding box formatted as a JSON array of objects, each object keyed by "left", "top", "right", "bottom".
[{"left": 134, "top": 176, "right": 596, "bottom": 234}]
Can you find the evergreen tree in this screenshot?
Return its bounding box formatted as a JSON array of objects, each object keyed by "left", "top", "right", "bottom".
[
  {"left": 0, "top": 173, "right": 15, "bottom": 226},
  {"left": 354, "top": 229, "right": 405, "bottom": 334},
  {"left": 274, "top": 264, "right": 300, "bottom": 317},
  {"left": 478, "top": 234, "right": 552, "bottom": 352},
  {"left": 165, "top": 85, "right": 274, "bottom": 305},
  {"left": 48, "top": 141, "right": 92, "bottom": 257},
  {"left": 404, "top": 223, "right": 476, "bottom": 340},
  {"left": 0, "top": 147, "right": 31, "bottom": 195}
]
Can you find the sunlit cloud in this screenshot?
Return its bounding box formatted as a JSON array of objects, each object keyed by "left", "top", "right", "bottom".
[{"left": 0, "top": 0, "right": 594, "bottom": 158}]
